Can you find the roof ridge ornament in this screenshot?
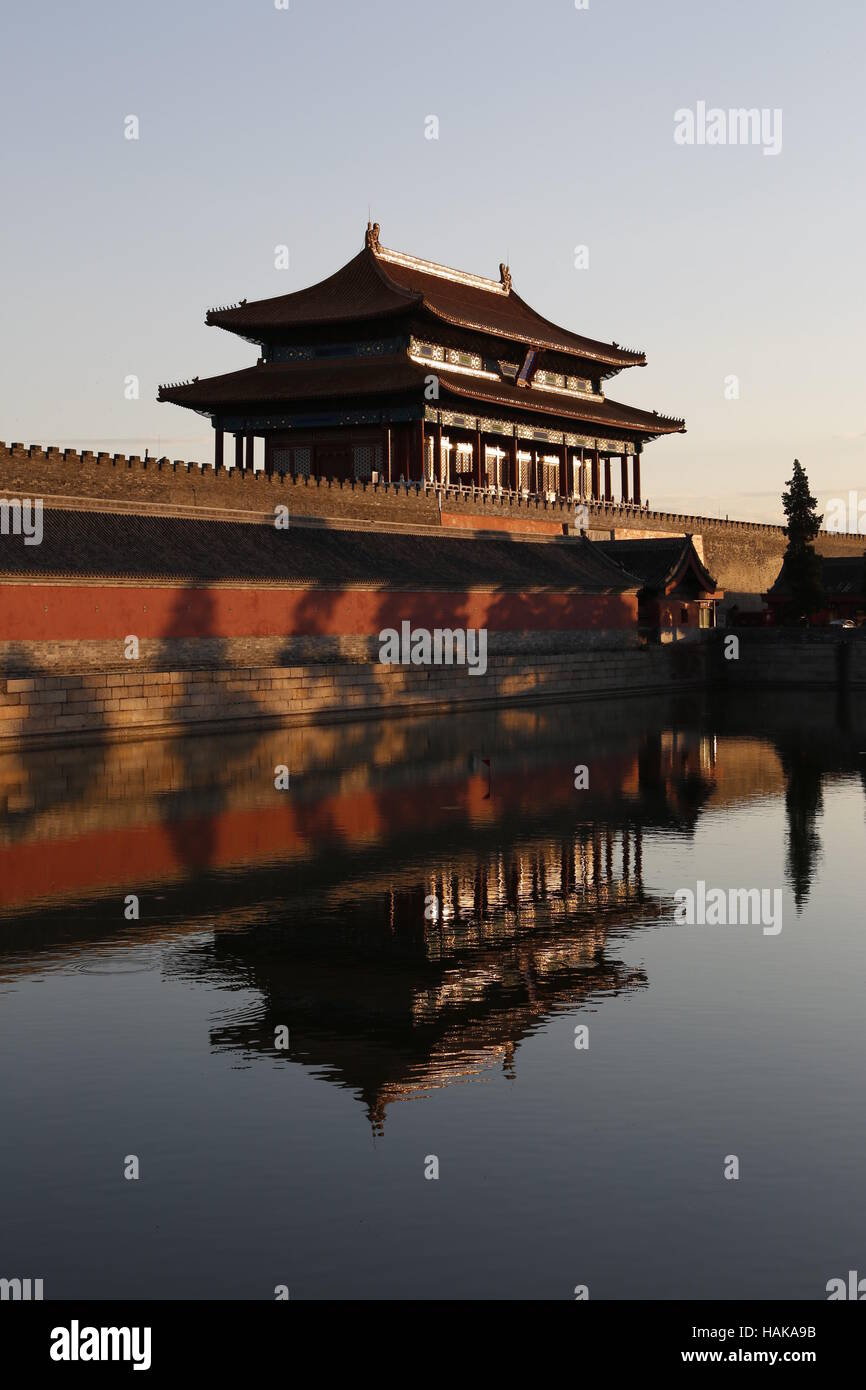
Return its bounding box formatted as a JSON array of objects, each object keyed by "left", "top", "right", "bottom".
[{"left": 375, "top": 239, "right": 509, "bottom": 294}]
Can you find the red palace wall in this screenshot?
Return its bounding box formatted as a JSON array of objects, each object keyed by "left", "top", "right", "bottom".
[{"left": 0, "top": 583, "right": 638, "bottom": 641}]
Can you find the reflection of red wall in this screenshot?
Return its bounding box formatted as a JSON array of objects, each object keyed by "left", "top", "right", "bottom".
[
  {"left": 0, "top": 584, "right": 637, "bottom": 639},
  {"left": 0, "top": 753, "right": 640, "bottom": 911}
]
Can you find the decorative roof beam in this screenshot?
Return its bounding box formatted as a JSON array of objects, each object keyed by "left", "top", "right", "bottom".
[{"left": 368, "top": 221, "right": 511, "bottom": 296}]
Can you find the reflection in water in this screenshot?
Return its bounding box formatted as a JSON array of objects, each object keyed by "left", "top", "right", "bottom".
[
  {"left": 2, "top": 688, "right": 863, "bottom": 1129},
  {"left": 2, "top": 689, "right": 866, "bottom": 1298},
  {"left": 779, "top": 743, "right": 824, "bottom": 913},
  {"left": 173, "top": 827, "right": 656, "bottom": 1134}
]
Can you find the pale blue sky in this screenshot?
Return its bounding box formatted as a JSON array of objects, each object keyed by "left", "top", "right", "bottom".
[{"left": 1, "top": 0, "right": 864, "bottom": 521}]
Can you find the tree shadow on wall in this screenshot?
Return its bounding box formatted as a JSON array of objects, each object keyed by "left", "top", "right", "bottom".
[
  {"left": 150, "top": 584, "right": 270, "bottom": 874},
  {"left": 0, "top": 643, "right": 109, "bottom": 846}
]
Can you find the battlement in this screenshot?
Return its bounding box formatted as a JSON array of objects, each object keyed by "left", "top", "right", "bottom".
[{"left": 0, "top": 441, "right": 863, "bottom": 552}]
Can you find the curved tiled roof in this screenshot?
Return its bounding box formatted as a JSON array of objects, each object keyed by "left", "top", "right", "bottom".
[
  {"left": 159, "top": 353, "right": 685, "bottom": 437},
  {"left": 0, "top": 509, "right": 639, "bottom": 592},
  {"left": 206, "top": 238, "right": 645, "bottom": 369},
  {"left": 594, "top": 538, "right": 720, "bottom": 595},
  {"left": 206, "top": 251, "right": 414, "bottom": 332}
]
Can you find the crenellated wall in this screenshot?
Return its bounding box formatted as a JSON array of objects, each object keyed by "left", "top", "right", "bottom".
[{"left": 2, "top": 441, "right": 863, "bottom": 614}]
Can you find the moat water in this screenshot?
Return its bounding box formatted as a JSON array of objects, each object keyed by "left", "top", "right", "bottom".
[{"left": 1, "top": 689, "right": 864, "bottom": 1299}]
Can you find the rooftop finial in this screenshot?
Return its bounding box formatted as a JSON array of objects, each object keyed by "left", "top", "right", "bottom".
[
  {"left": 365, "top": 220, "right": 381, "bottom": 252},
  {"left": 499, "top": 262, "right": 512, "bottom": 292}
]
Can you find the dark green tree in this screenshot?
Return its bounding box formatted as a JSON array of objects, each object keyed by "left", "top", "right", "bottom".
[{"left": 781, "top": 459, "right": 824, "bottom": 619}]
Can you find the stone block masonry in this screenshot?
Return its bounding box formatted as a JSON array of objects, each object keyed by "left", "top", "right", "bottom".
[
  {"left": 0, "top": 645, "right": 709, "bottom": 749},
  {"left": 714, "top": 629, "right": 866, "bottom": 690}
]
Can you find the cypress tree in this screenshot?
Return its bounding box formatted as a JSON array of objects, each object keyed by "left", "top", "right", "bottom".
[{"left": 781, "top": 459, "right": 824, "bottom": 619}]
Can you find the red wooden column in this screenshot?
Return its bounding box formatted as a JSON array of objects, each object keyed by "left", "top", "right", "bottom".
[
  {"left": 621, "top": 454, "right": 629, "bottom": 503},
  {"left": 510, "top": 429, "right": 517, "bottom": 492},
  {"left": 418, "top": 418, "right": 425, "bottom": 483},
  {"left": 591, "top": 449, "right": 600, "bottom": 501},
  {"left": 633, "top": 453, "right": 642, "bottom": 506},
  {"left": 245, "top": 433, "right": 255, "bottom": 471},
  {"left": 385, "top": 426, "right": 392, "bottom": 483},
  {"left": 264, "top": 436, "right": 274, "bottom": 476},
  {"left": 435, "top": 418, "right": 443, "bottom": 485},
  {"left": 401, "top": 423, "right": 409, "bottom": 482},
  {"left": 604, "top": 456, "right": 612, "bottom": 502},
  {"left": 476, "top": 424, "right": 483, "bottom": 489},
  {"left": 214, "top": 427, "right": 224, "bottom": 472}
]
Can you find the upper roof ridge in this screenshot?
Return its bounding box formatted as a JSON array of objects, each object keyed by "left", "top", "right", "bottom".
[{"left": 366, "top": 221, "right": 510, "bottom": 295}]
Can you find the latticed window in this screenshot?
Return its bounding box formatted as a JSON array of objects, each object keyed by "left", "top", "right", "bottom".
[
  {"left": 293, "top": 447, "right": 311, "bottom": 478},
  {"left": 542, "top": 455, "right": 559, "bottom": 497},
  {"left": 485, "top": 445, "right": 505, "bottom": 488},
  {"left": 440, "top": 438, "right": 452, "bottom": 484},
  {"left": 273, "top": 446, "right": 292, "bottom": 476},
  {"left": 454, "top": 442, "right": 473, "bottom": 475},
  {"left": 353, "top": 444, "right": 382, "bottom": 480},
  {"left": 576, "top": 458, "right": 591, "bottom": 497},
  {"left": 517, "top": 450, "right": 532, "bottom": 492}
]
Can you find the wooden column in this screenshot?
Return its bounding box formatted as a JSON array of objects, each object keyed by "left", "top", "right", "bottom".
[
  {"left": 264, "top": 436, "right": 274, "bottom": 476},
  {"left": 245, "top": 432, "right": 255, "bottom": 472},
  {"left": 560, "top": 445, "right": 567, "bottom": 498},
  {"left": 476, "top": 424, "right": 483, "bottom": 489},
  {"left": 510, "top": 429, "right": 517, "bottom": 492},
  {"left": 214, "top": 426, "right": 224, "bottom": 472},
  {"left": 604, "top": 456, "right": 612, "bottom": 502},
  {"left": 386, "top": 426, "right": 392, "bottom": 483},
  {"left": 621, "top": 454, "right": 629, "bottom": 503},
  {"left": 435, "top": 418, "right": 442, "bottom": 485},
  {"left": 633, "top": 453, "right": 642, "bottom": 506},
  {"left": 234, "top": 433, "right": 243, "bottom": 470},
  {"left": 591, "top": 449, "right": 600, "bottom": 501},
  {"left": 418, "top": 418, "right": 425, "bottom": 484}
]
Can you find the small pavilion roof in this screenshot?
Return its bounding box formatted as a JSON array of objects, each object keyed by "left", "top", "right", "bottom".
[
  {"left": 158, "top": 354, "right": 685, "bottom": 437},
  {"left": 594, "top": 537, "right": 721, "bottom": 597},
  {"left": 205, "top": 226, "right": 647, "bottom": 370}
]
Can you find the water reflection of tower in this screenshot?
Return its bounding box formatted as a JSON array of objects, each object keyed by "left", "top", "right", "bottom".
[
  {"left": 421, "top": 824, "right": 645, "bottom": 960},
  {"left": 194, "top": 821, "right": 657, "bottom": 1133}
]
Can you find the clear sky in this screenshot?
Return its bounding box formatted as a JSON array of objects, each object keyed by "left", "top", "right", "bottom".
[{"left": 1, "top": 0, "right": 863, "bottom": 522}]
